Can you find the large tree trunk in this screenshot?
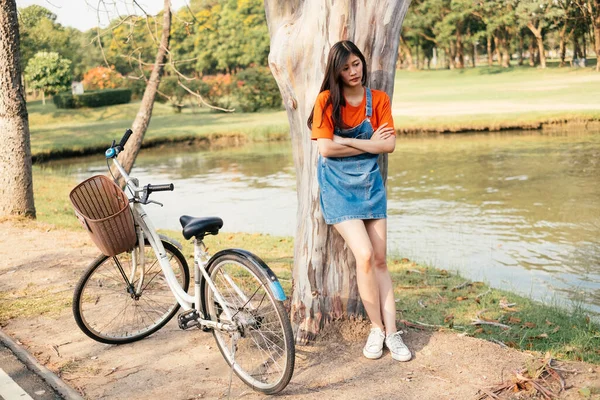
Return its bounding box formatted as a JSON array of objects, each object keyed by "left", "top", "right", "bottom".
[
  {"left": 113, "top": 0, "right": 171, "bottom": 180},
  {"left": 527, "top": 22, "right": 546, "bottom": 68},
  {"left": 0, "top": 0, "right": 36, "bottom": 218},
  {"left": 264, "top": 0, "right": 410, "bottom": 344}
]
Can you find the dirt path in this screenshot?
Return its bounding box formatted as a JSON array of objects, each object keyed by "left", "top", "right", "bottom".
[{"left": 1, "top": 220, "right": 598, "bottom": 399}]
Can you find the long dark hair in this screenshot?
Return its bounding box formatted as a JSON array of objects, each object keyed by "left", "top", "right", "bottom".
[{"left": 307, "top": 40, "right": 368, "bottom": 130}]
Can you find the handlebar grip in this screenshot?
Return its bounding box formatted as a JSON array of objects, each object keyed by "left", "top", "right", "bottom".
[
  {"left": 118, "top": 129, "right": 133, "bottom": 149},
  {"left": 147, "top": 183, "right": 174, "bottom": 192}
]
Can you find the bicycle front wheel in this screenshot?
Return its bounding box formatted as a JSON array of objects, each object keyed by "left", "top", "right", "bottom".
[
  {"left": 73, "top": 240, "right": 190, "bottom": 344},
  {"left": 203, "top": 251, "right": 294, "bottom": 394}
]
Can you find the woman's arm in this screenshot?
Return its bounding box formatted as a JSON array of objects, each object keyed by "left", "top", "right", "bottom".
[
  {"left": 317, "top": 138, "right": 365, "bottom": 157},
  {"left": 334, "top": 123, "right": 396, "bottom": 154}
]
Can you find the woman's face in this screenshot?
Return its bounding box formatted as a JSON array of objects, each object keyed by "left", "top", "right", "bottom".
[{"left": 339, "top": 53, "right": 363, "bottom": 88}]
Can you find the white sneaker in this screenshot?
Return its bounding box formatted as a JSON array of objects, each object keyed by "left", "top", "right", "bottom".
[
  {"left": 385, "top": 331, "right": 412, "bottom": 362},
  {"left": 363, "top": 327, "right": 385, "bottom": 359}
]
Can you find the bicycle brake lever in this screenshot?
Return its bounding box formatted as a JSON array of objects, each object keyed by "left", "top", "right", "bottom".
[{"left": 146, "top": 200, "right": 164, "bottom": 207}]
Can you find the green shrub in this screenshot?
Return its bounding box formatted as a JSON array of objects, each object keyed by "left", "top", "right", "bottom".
[
  {"left": 124, "top": 79, "right": 147, "bottom": 100},
  {"left": 233, "top": 67, "right": 282, "bottom": 112},
  {"left": 53, "top": 89, "right": 132, "bottom": 109},
  {"left": 157, "top": 76, "right": 210, "bottom": 112}
]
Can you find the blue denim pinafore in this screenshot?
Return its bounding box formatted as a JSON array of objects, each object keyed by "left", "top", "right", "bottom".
[{"left": 317, "top": 88, "right": 387, "bottom": 225}]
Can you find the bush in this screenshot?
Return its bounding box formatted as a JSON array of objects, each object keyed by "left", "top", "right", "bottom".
[
  {"left": 201, "top": 74, "right": 234, "bottom": 110},
  {"left": 125, "top": 79, "right": 147, "bottom": 100},
  {"left": 233, "top": 67, "right": 282, "bottom": 112},
  {"left": 157, "top": 76, "right": 210, "bottom": 112},
  {"left": 53, "top": 88, "right": 132, "bottom": 109},
  {"left": 82, "top": 66, "right": 124, "bottom": 90}
]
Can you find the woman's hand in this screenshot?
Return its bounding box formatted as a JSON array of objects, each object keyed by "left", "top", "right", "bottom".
[
  {"left": 332, "top": 135, "right": 349, "bottom": 145},
  {"left": 371, "top": 123, "right": 395, "bottom": 141}
]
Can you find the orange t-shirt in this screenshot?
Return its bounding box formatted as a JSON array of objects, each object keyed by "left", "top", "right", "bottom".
[{"left": 311, "top": 88, "right": 394, "bottom": 140}]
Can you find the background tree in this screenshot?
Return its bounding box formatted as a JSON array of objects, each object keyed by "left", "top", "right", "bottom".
[
  {"left": 575, "top": 0, "right": 600, "bottom": 71},
  {"left": 24, "top": 51, "right": 72, "bottom": 105},
  {"left": 265, "top": 0, "right": 411, "bottom": 343},
  {"left": 18, "top": 5, "right": 84, "bottom": 77},
  {"left": 0, "top": 0, "right": 36, "bottom": 218},
  {"left": 516, "top": 0, "right": 563, "bottom": 69},
  {"left": 106, "top": 0, "right": 173, "bottom": 179}
]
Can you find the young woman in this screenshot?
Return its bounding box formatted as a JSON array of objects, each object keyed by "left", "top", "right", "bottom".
[{"left": 308, "top": 40, "right": 411, "bottom": 362}]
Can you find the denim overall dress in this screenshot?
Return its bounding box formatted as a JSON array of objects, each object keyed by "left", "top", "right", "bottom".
[{"left": 317, "top": 88, "right": 387, "bottom": 225}]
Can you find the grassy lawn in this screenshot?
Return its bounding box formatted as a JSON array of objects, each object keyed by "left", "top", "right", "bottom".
[
  {"left": 19, "top": 168, "right": 600, "bottom": 364},
  {"left": 27, "top": 64, "right": 600, "bottom": 158},
  {"left": 393, "top": 64, "right": 600, "bottom": 132}
]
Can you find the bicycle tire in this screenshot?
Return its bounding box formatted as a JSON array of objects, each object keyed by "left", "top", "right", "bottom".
[
  {"left": 202, "top": 250, "right": 295, "bottom": 394},
  {"left": 73, "top": 239, "right": 190, "bottom": 344}
]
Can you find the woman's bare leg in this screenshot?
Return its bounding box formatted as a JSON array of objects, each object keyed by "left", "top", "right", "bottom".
[
  {"left": 334, "top": 219, "right": 384, "bottom": 331},
  {"left": 364, "top": 218, "right": 397, "bottom": 336}
]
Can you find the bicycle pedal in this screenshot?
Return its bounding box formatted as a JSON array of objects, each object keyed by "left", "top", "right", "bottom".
[{"left": 177, "top": 310, "right": 200, "bottom": 330}]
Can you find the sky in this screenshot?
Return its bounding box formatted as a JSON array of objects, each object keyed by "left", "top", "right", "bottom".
[{"left": 15, "top": 0, "right": 190, "bottom": 31}]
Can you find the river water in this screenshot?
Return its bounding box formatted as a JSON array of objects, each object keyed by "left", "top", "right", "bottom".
[{"left": 45, "top": 129, "right": 600, "bottom": 314}]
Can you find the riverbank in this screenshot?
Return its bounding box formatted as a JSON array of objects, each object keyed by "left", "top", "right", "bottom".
[
  {"left": 28, "top": 65, "right": 600, "bottom": 162},
  {"left": 8, "top": 169, "right": 600, "bottom": 366}
]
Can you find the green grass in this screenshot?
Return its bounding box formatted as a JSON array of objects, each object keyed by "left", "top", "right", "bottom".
[
  {"left": 27, "top": 64, "right": 600, "bottom": 159},
  {"left": 11, "top": 169, "right": 598, "bottom": 364},
  {"left": 393, "top": 65, "right": 600, "bottom": 132},
  {"left": 389, "top": 260, "right": 600, "bottom": 364},
  {"left": 28, "top": 100, "right": 289, "bottom": 158}
]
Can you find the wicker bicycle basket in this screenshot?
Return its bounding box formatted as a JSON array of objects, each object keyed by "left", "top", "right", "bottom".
[{"left": 69, "top": 175, "right": 136, "bottom": 257}]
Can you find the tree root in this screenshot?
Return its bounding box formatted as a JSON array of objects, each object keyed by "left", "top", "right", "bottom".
[{"left": 476, "top": 356, "right": 565, "bottom": 400}]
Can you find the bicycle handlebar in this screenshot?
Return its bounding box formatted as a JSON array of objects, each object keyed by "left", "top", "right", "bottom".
[
  {"left": 119, "top": 128, "right": 133, "bottom": 150},
  {"left": 147, "top": 183, "right": 175, "bottom": 192},
  {"left": 105, "top": 129, "right": 133, "bottom": 159}
]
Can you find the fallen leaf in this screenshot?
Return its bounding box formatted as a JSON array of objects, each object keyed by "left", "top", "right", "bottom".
[
  {"left": 508, "top": 317, "right": 522, "bottom": 324},
  {"left": 552, "top": 326, "right": 560, "bottom": 333},
  {"left": 578, "top": 387, "right": 591, "bottom": 398},
  {"left": 474, "top": 328, "right": 484, "bottom": 334},
  {"left": 523, "top": 322, "right": 536, "bottom": 328},
  {"left": 545, "top": 319, "right": 554, "bottom": 326},
  {"left": 444, "top": 314, "right": 454, "bottom": 323},
  {"left": 456, "top": 296, "right": 468, "bottom": 301}
]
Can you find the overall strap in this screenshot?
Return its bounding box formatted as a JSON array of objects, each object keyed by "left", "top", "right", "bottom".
[{"left": 365, "top": 88, "right": 373, "bottom": 118}]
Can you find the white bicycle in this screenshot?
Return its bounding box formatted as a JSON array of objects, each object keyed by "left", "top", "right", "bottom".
[{"left": 71, "top": 129, "right": 295, "bottom": 394}]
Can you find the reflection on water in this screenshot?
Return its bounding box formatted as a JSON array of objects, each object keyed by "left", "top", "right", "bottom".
[{"left": 45, "top": 130, "right": 600, "bottom": 314}]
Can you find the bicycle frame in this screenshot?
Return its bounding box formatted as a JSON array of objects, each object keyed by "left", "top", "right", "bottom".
[{"left": 111, "top": 158, "right": 237, "bottom": 332}]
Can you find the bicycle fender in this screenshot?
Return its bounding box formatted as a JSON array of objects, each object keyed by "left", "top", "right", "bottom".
[
  {"left": 208, "top": 249, "right": 287, "bottom": 301},
  {"left": 157, "top": 234, "right": 183, "bottom": 251}
]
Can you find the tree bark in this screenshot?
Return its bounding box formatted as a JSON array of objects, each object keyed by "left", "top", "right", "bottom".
[
  {"left": 264, "top": 0, "right": 410, "bottom": 344},
  {"left": 529, "top": 37, "right": 536, "bottom": 66},
  {"left": 0, "top": 0, "right": 36, "bottom": 218},
  {"left": 494, "top": 35, "right": 502, "bottom": 66},
  {"left": 456, "top": 27, "right": 465, "bottom": 68},
  {"left": 518, "top": 30, "right": 525, "bottom": 66},
  {"left": 113, "top": 0, "right": 172, "bottom": 180},
  {"left": 559, "top": 24, "right": 568, "bottom": 67},
  {"left": 527, "top": 22, "right": 546, "bottom": 68},
  {"left": 592, "top": 0, "right": 600, "bottom": 71},
  {"left": 487, "top": 35, "right": 493, "bottom": 66},
  {"left": 399, "top": 35, "right": 414, "bottom": 70}
]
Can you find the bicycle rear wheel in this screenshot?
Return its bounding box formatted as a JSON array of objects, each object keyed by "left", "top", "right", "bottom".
[
  {"left": 203, "top": 251, "right": 294, "bottom": 394},
  {"left": 73, "top": 240, "right": 189, "bottom": 344}
]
